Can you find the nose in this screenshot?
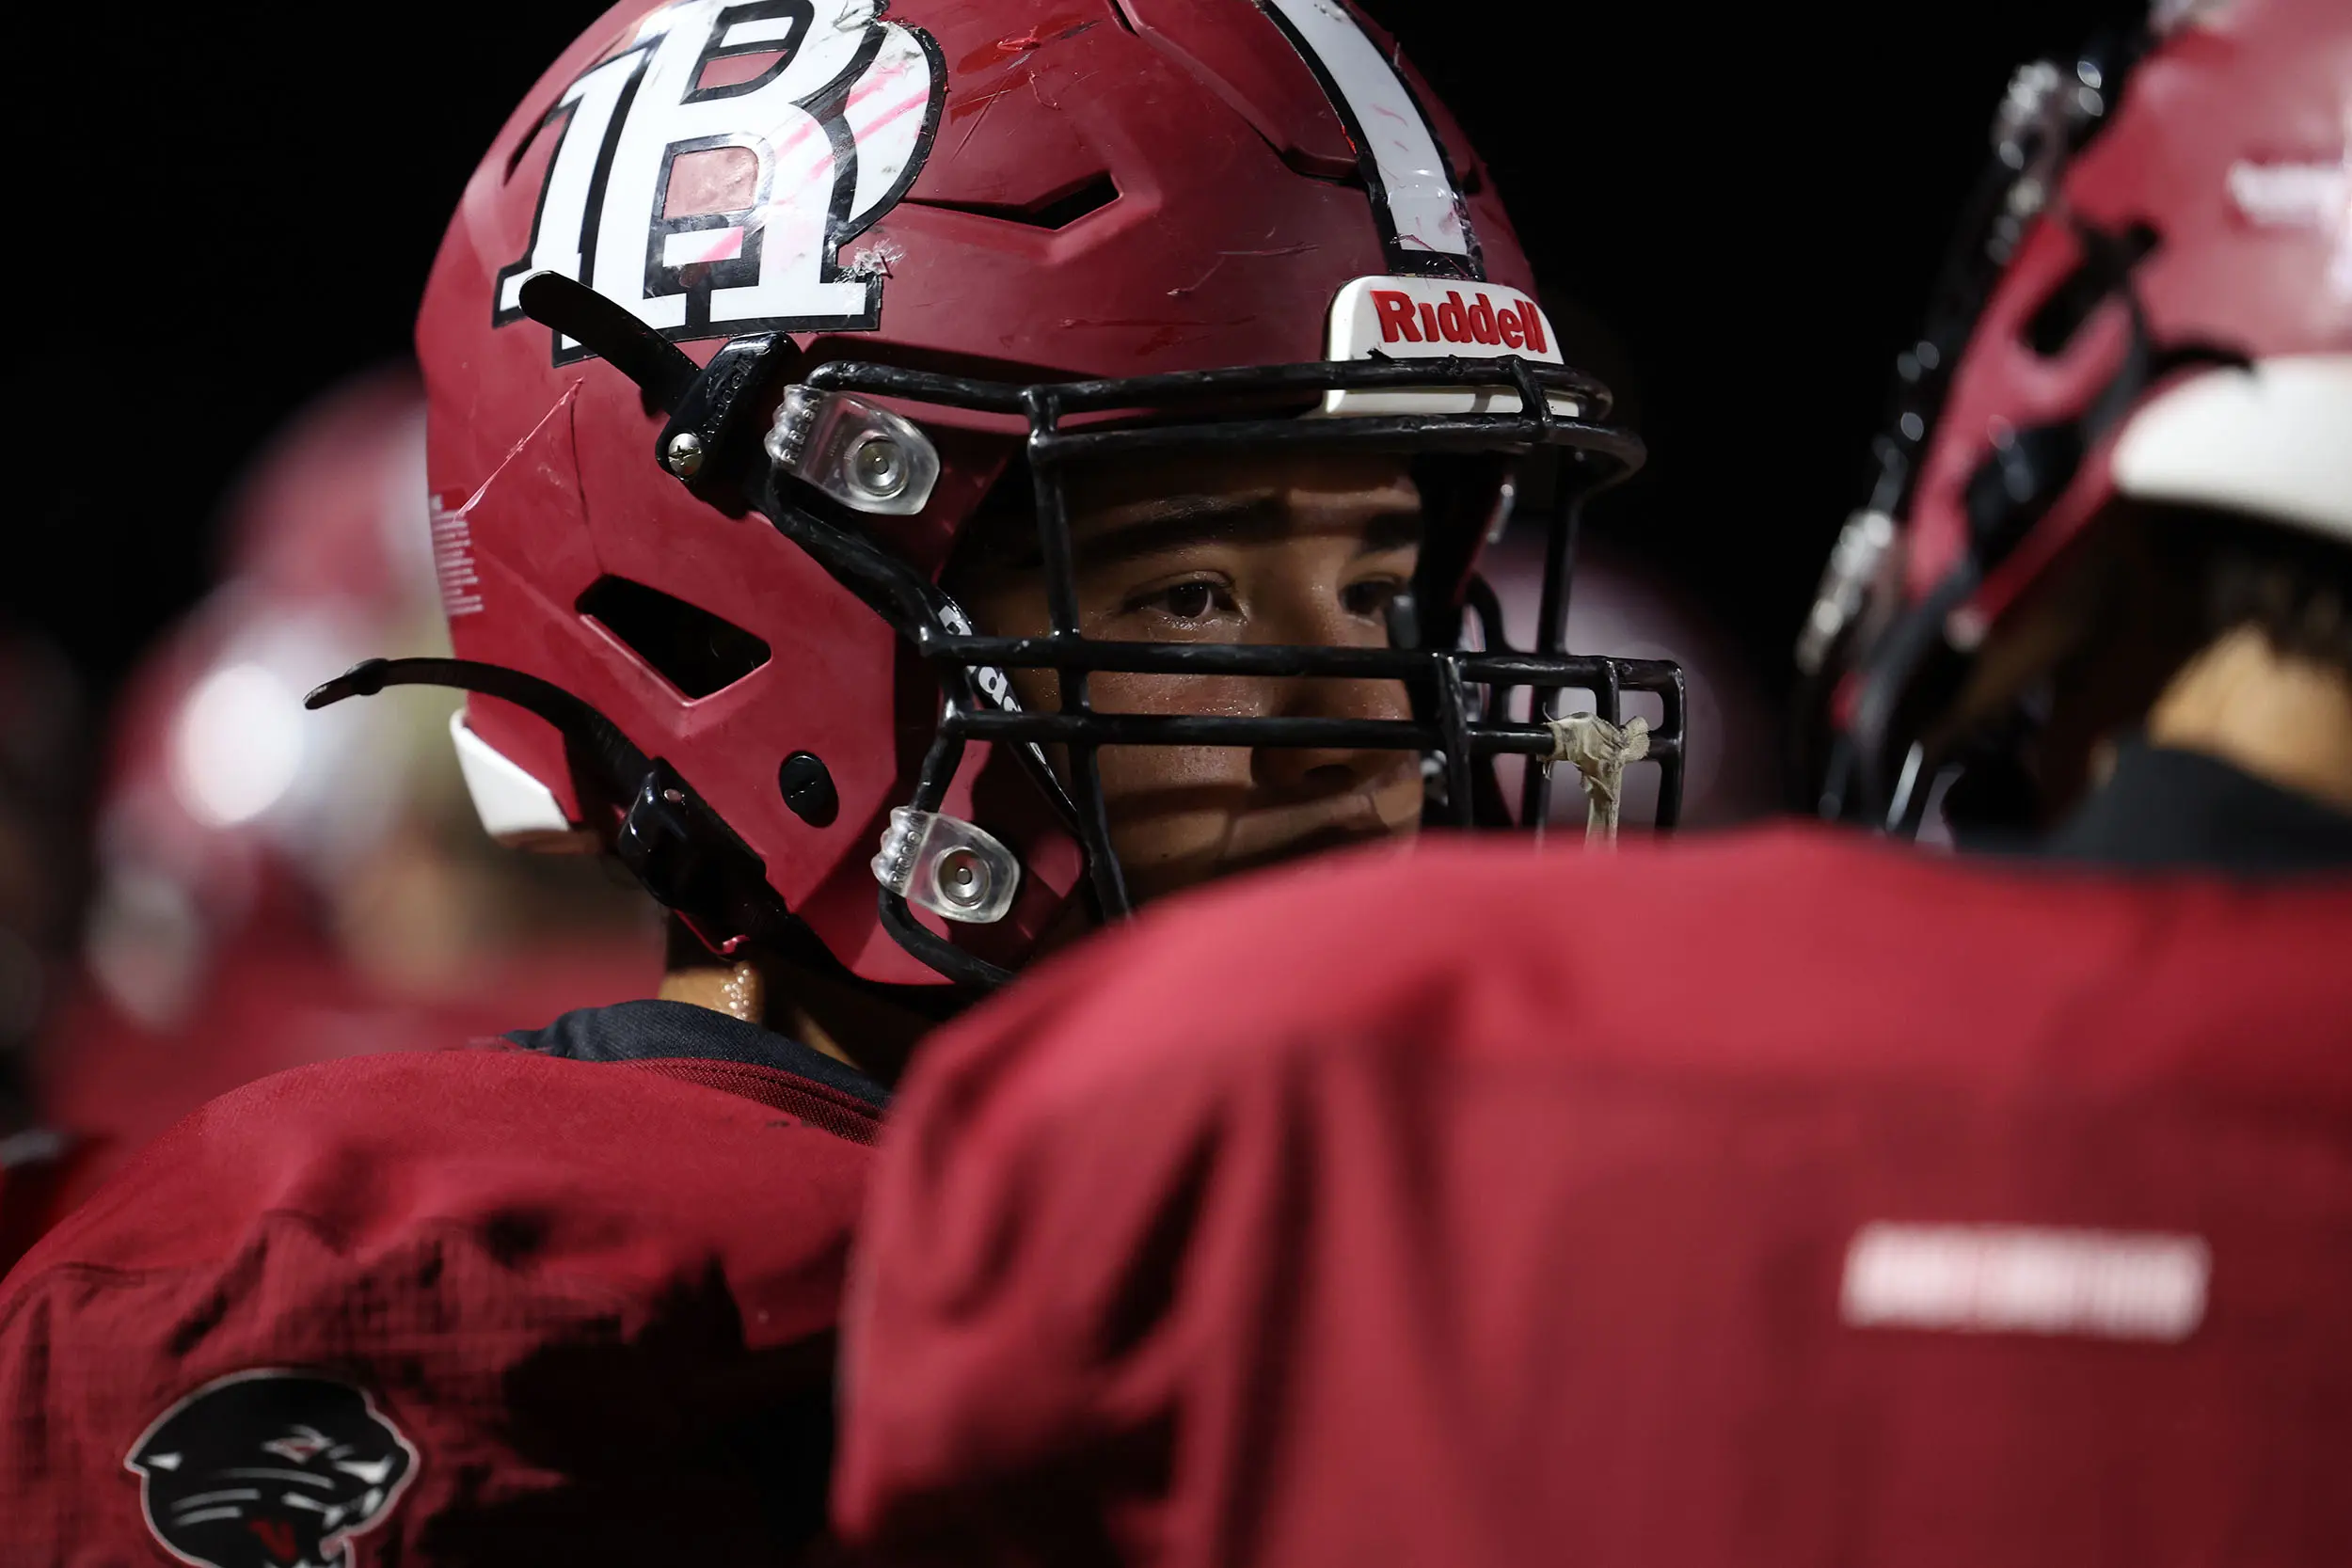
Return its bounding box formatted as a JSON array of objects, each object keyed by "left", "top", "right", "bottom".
[{"left": 1249, "top": 595, "right": 1416, "bottom": 798}]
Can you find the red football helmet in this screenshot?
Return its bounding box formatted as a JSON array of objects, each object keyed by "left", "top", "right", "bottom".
[
  {"left": 1803, "top": 0, "right": 2352, "bottom": 830},
  {"left": 348, "top": 0, "right": 1686, "bottom": 990}
]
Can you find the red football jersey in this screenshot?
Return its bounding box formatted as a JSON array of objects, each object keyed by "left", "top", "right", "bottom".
[
  {"left": 834, "top": 826, "right": 2352, "bottom": 1567},
  {"left": 1, "top": 1019, "right": 880, "bottom": 1563}
]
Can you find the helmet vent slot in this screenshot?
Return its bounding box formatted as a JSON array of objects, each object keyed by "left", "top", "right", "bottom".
[
  {"left": 577, "top": 576, "right": 771, "bottom": 700},
  {"left": 502, "top": 117, "right": 548, "bottom": 184},
  {"left": 906, "top": 172, "right": 1120, "bottom": 231}
]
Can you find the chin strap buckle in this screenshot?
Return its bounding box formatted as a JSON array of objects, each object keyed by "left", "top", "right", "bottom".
[
  {"left": 872, "top": 809, "right": 1021, "bottom": 925},
  {"left": 1546, "top": 713, "right": 1652, "bottom": 846}
]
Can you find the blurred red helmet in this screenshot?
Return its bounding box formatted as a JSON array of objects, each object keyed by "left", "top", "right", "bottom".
[
  {"left": 1803, "top": 0, "right": 2351, "bottom": 828},
  {"left": 24, "top": 372, "right": 658, "bottom": 1253},
  {"left": 386, "top": 0, "right": 1685, "bottom": 990},
  {"left": 84, "top": 369, "right": 441, "bottom": 1025}
]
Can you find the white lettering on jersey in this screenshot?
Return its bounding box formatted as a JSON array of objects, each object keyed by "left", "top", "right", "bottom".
[
  {"left": 1841, "top": 1223, "right": 2210, "bottom": 1342},
  {"left": 496, "top": 0, "right": 944, "bottom": 358},
  {"left": 2225, "top": 109, "right": 2350, "bottom": 302},
  {"left": 1254, "top": 0, "right": 1477, "bottom": 276}
]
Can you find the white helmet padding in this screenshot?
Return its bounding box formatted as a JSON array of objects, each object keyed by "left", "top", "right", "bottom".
[{"left": 2111, "top": 354, "right": 2352, "bottom": 541}]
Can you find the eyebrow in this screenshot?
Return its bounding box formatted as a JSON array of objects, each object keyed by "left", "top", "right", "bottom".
[{"left": 1020, "top": 493, "right": 1424, "bottom": 571}]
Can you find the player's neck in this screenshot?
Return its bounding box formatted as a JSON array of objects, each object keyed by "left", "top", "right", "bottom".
[
  {"left": 2145, "top": 625, "right": 2352, "bottom": 815},
  {"left": 657, "top": 938, "right": 932, "bottom": 1085},
  {"left": 658, "top": 961, "right": 769, "bottom": 1026}
]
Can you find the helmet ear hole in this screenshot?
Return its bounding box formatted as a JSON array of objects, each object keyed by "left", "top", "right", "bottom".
[
  {"left": 576, "top": 577, "right": 773, "bottom": 700},
  {"left": 908, "top": 171, "right": 1122, "bottom": 232},
  {"left": 778, "top": 752, "right": 841, "bottom": 828}
]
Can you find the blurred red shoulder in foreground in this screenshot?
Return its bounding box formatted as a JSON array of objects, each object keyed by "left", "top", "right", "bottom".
[{"left": 834, "top": 827, "right": 2352, "bottom": 1567}]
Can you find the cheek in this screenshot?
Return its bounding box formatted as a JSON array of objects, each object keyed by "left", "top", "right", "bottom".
[
  {"left": 1029, "top": 673, "right": 1257, "bottom": 869},
  {"left": 1095, "top": 740, "right": 1248, "bottom": 801},
  {"left": 1008, "top": 667, "right": 1058, "bottom": 711},
  {"left": 1369, "top": 757, "right": 1425, "bottom": 834},
  {"left": 1010, "top": 668, "right": 1273, "bottom": 718},
  {"left": 1089, "top": 670, "right": 1264, "bottom": 718},
  {"left": 1089, "top": 672, "right": 1260, "bottom": 817},
  {"left": 1094, "top": 735, "right": 1254, "bottom": 879},
  {"left": 1098, "top": 775, "right": 1244, "bottom": 887},
  {"left": 1026, "top": 673, "right": 1281, "bottom": 869}
]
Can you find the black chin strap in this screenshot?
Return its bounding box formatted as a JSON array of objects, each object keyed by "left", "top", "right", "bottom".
[
  {"left": 309, "top": 655, "right": 1010, "bottom": 997},
  {"left": 309, "top": 657, "right": 797, "bottom": 962},
  {"left": 308, "top": 656, "right": 652, "bottom": 794}
]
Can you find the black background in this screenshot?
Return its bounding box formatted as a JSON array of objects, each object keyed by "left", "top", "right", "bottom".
[{"left": 5, "top": 0, "right": 2114, "bottom": 714}]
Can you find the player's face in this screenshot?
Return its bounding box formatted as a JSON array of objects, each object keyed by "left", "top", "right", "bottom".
[{"left": 959, "top": 451, "right": 1425, "bottom": 906}]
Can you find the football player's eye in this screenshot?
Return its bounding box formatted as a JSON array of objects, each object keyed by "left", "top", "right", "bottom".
[
  {"left": 1128, "top": 578, "right": 1233, "bottom": 622},
  {"left": 1161, "top": 582, "right": 1217, "bottom": 620},
  {"left": 1342, "top": 578, "right": 1403, "bottom": 618}
]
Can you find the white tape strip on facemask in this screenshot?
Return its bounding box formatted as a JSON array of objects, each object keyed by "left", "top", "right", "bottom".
[{"left": 1545, "top": 712, "right": 1650, "bottom": 845}]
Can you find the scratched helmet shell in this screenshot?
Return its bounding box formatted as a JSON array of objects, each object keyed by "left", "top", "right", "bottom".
[{"left": 401, "top": 0, "right": 1683, "bottom": 990}]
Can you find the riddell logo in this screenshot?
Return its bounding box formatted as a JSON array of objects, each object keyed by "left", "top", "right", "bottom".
[{"left": 1371, "top": 289, "right": 1549, "bottom": 352}]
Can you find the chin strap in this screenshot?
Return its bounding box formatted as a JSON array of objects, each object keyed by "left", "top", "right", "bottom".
[{"left": 1546, "top": 713, "right": 1653, "bottom": 845}]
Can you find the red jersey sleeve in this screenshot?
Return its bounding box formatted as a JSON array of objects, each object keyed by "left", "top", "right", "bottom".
[{"left": 1, "top": 1044, "right": 876, "bottom": 1562}]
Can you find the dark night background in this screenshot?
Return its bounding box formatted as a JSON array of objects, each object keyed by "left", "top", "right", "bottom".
[{"left": 6, "top": 0, "right": 2114, "bottom": 727}]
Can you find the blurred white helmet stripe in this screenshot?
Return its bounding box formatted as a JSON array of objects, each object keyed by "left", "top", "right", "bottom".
[{"left": 2112, "top": 355, "right": 2352, "bottom": 539}]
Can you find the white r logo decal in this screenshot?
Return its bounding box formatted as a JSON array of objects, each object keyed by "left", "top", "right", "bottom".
[{"left": 496, "top": 0, "right": 944, "bottom": 358}]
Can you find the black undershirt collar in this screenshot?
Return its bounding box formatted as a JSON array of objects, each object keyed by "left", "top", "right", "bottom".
[
  {"left": 2035, "top": 738, "right": 2352, "bottom": 875},
  {"left": 507, "top": 998, "right": 890, "bottom": 1110}
]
